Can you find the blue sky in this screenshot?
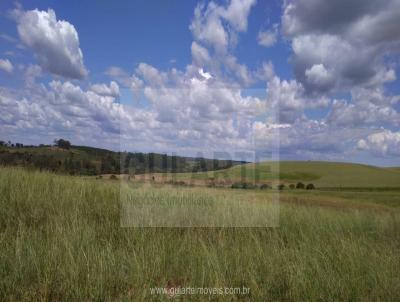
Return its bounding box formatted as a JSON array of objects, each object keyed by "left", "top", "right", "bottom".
[
  {"left": 0, "top": 0, "right": 399, "bottom": 166},
  {"left": 0, "top": 0, "right": 290, "bottom": 82}
]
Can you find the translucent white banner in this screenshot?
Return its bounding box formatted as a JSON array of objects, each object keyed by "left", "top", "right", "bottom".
[{"left": 118, "top": 88, "right": 280, "bottom": 227}]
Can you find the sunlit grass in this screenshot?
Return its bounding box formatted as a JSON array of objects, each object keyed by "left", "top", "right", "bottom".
[
  {"left": 120, "top": 183, "right": 279, "bottom": 227},
  {"left": 149, "top": 161, "right": 400, "bottom": 188},
  {"left": 1, "top": 167, "right": 399, "bottom": 301}
]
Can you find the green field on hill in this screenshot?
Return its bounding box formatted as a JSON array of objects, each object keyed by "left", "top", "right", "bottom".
[
  {"left": 1, "top": 167, "right": 400, "bottom": 301},
  {"left": 2, "top": 143, "right": 399, "bottom": 188},
  {"left": 165, "top": 161, "right": 400, "bottom": 188}
]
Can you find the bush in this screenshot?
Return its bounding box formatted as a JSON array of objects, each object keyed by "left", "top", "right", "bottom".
[
  {"left": 289, "top": 184, "right": 295, "bottom": 189},
  {"left": 277, "top": 184, "right": 285, "bottom": 190},
  {"left": 259, "top": 183, "right": 271, "bottom": 190},
  {"left": 231, "top": 182, "right": 256, "bottom": 189},
  {"left": 110, "top": 174, "right": 118, "bottom": 180},
  {"left": 54, "top": 138, "right": 71, "bottom": 150},
  {"left": 296, "top": 182, "right": 305, "bottom": 189},
  {"left": 243, "top": 183, "right": 256, "bottom": 189},
  {"left": 231, "top": 182, "right": 243, "bottom": 189},
  {"left": 306, "top": 183, "right": 315, "bottom": 190}
]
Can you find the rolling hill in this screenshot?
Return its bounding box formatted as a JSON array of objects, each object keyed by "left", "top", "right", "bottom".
[
  {"left": 385, "top": 167, "right": 400, "bottom": 173},
  {"left": 169, "top": 161, "right": 400, "bottom": 188},
  {"left": 0, "top": 144, "right": 245, "bottom": 176},
  {"left": 1, "top": 141, "right": 399, "bottom": 188}
]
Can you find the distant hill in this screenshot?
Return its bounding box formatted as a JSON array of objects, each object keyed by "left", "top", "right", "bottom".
[
  {"left": 385, "top": 167, "right": 400, "bottom": 173},
  {"left": 174, "top": 161, "right": 400, "bottom": 188},
  {"left": 0, "top": 144, "right": 245, "bottom": 176},
  {"left": 1, "top": 141, "right": 398, "bottom": 187},
  {"left": 272, "top": 161, "right": 400, "bottom": 188}
]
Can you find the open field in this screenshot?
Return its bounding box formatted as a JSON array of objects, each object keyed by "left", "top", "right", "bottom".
[
  {"left": 1, "top": 166, "right": 400, "bottom": 301},
  {"left": 132, "top": 161, "right": 400, "bottom": 188}
]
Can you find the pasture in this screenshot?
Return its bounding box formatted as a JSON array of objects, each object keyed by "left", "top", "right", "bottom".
[
  {"left": 130, "top": 161, "right": 400, "bottom": 189},
  {"left": 1, "top": 167, "right": 399, "bottom": 301}
]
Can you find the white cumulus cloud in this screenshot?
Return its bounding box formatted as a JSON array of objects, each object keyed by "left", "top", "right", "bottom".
[
  {"left": 90, "top": 81, "right": 120, "bottom": 98},
  {"left": 0, "top": 59, "right": 13, "bottom": 73},
  {"left": 358, "top": 130, "right": 400, "bottom": 157},
  {"left": 15, "top": 8, "right": 87, "bottom": 79},
  {"left": 283, "top": 0, "right": 400, "bottom": 94},
  {"left": 257, "top": 24, "right": 278, "bottom": 47}
]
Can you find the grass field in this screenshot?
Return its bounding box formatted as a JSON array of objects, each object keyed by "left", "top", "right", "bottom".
[
  {"left": 1, "top": 167, "right": 400, "bottom": 301},
  {"left": 143, "top": 161, "right": 400, "bottom": 188}
]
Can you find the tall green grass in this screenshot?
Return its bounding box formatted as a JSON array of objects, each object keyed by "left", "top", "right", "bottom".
[{"left": 0, "top": 167, "right": 399, "bottom": 301}]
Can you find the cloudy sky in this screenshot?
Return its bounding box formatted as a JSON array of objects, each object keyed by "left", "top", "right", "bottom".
[{"left": 0, "top": 0, "right": 399, "bottom": 166}]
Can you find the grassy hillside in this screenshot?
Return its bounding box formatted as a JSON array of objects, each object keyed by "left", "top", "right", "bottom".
[
  {"left": 2, "top": 142, "right": 398, "bottom": 188},
  {"left": 385, "top": 167, "right": 400, "bottom": 173},
  {"left": 166, "top": 161, "right": 400, "bottom": 188},
  {"left": 0, "top": 144, "right": 244, "bottom": 176},
  {"left": 267, "top": 161, "right": 400, "bottom": 188},
  {"left": 1, "top": 167, "right": 400, "bottom": 300}
]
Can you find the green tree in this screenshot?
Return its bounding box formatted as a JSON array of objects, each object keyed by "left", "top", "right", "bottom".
[
  {"left": 260, "top": 184, "right": 271, "bottom": 190},
  {"left": 54, "top": 139, "right": 71, "bottom": 150},
  {"left": 306, "top": 183, "right": 316, "bottom": 190}
]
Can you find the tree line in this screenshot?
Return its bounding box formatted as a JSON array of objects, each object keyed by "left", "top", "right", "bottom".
[{"left": 0, "top": 139, "right": 242, "bottom": 176}]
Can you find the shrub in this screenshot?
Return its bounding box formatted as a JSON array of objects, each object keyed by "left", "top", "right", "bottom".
[
  {"left": 243, "top": 183, "right": 256, "bottom": 190},
  {"left": 231, "top": 182, "right": 243, "bottom": 189},
  {"left": 110, "top": 174, "right": 118, "bottom": 180},
  {"left": 306, "top": 183, "right": 315, "bottom": 190},
  {"left": 296, "top": 182, "right": 305, "bottom": 189},
  {"left": 289, "top": 184, "right": 295, "bottom": 189},
  {"left": 230, "top": 182, "right": 256, "bottom": 189},
  {"left": 54, "top": 138, "right": 71, "bottom": 150},
  {"left": 260, "top": 183, "right": 271, "bottom": 190},
  {"left": 277, "top": 184, "right": 285, "bottom": 190}
]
